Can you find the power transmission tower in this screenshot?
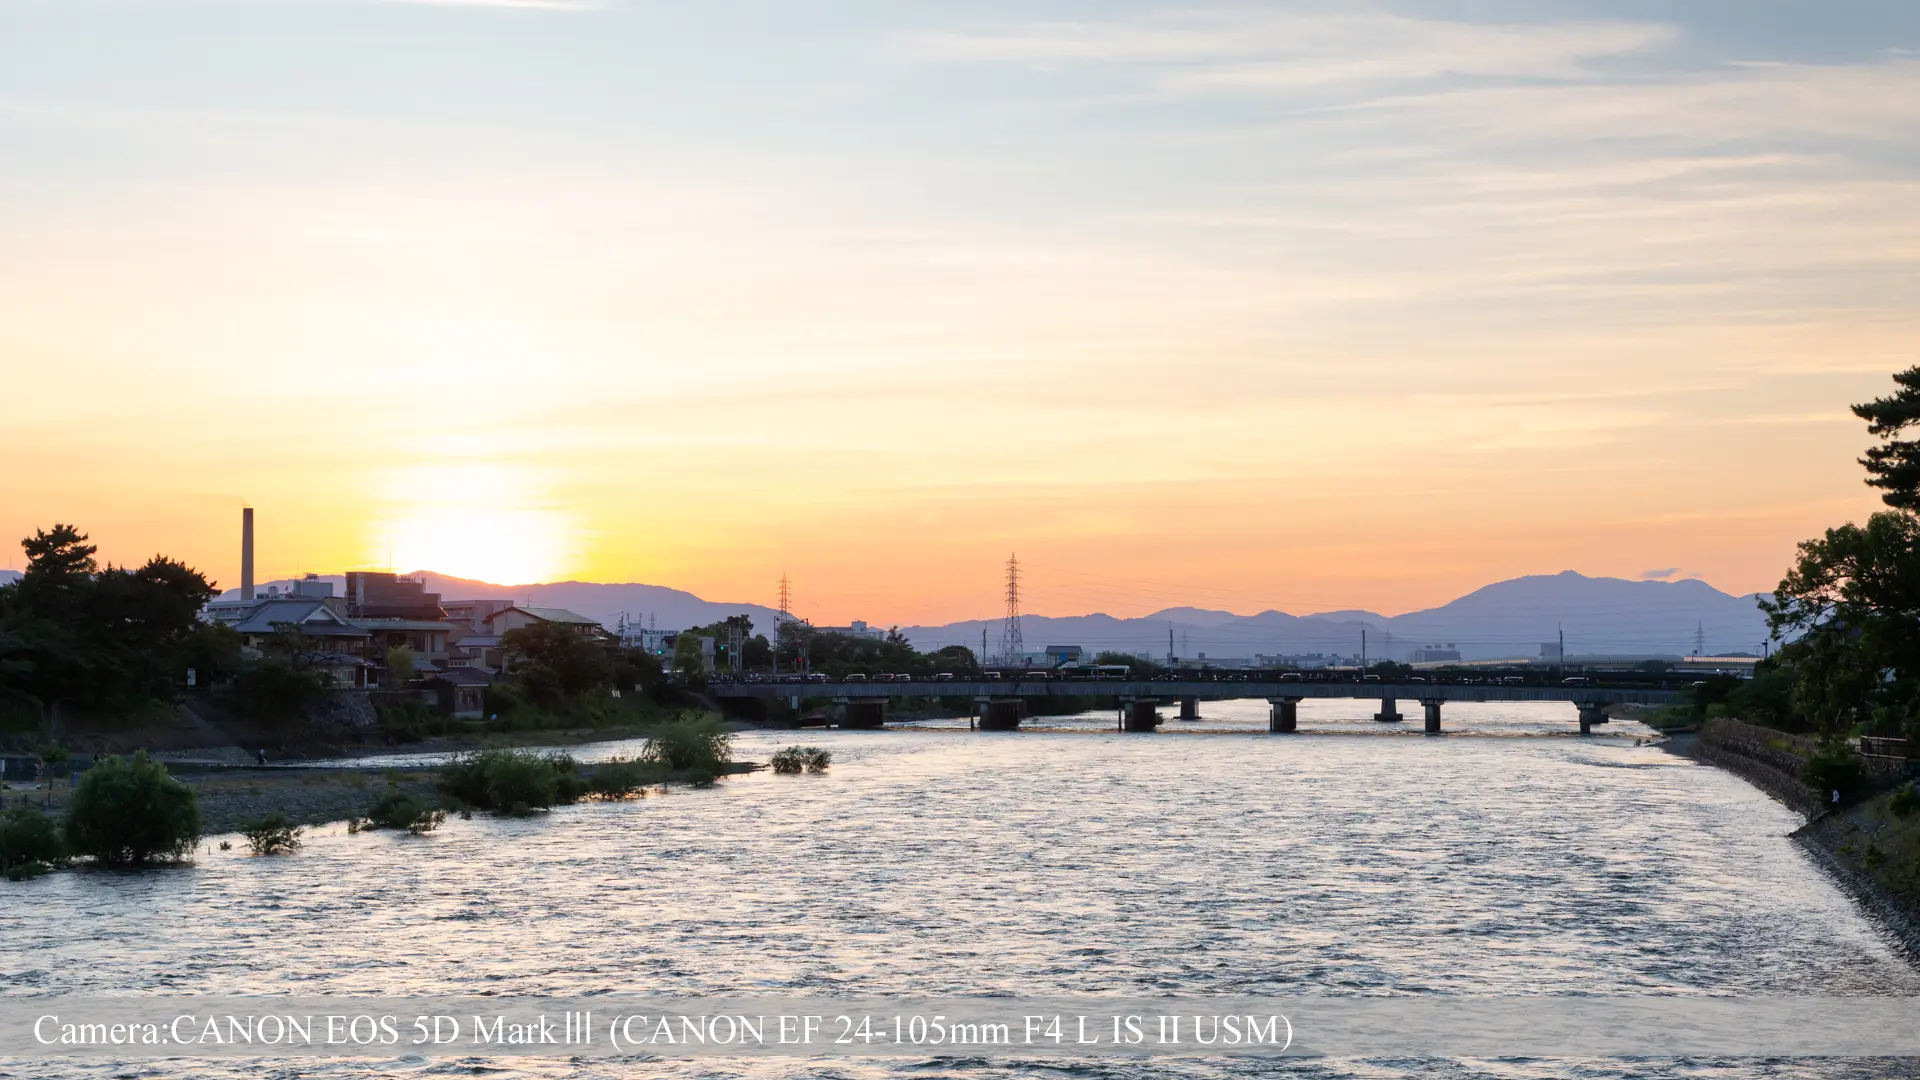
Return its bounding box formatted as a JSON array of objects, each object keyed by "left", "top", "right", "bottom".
[
  {"left": 1694, "top": 621, "right": 1705, "bottom": 657},
  {"left": 1167, "top": 623, "right": 1175, "bottom": 666},
  {"left": 778, "top": 573, "right": 791, "bottom": 624},
  {"left": 1001, "top": 552, "right": 1024, "bottom": 667}
]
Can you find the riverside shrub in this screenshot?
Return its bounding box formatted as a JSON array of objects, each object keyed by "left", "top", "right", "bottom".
[
  {"left": 65, "top": 751, "right": 202, "bottom": 865},
  {"left": 641, "top": 714, "right": 732, "bottom": 774},
  {"left": 241, "top": 813, "right": 303, "bottom": 855},
  {"left": 439, "top": 749, "right": 582, "bottom": 815},
  {"left": 1892, "top": 783, "right": 1918, "bottom": 819},
  {"left": 1802, "top": 739, "right": 1867, "bottom": 804},
  {"left": 364, "top": 793, "right": 446, "bottom": 834},
  {"left": 0, "top": 806, "right": 66, "bottom": 869},
  {"left": 589, "top": 757, "right": 650, "bottom": 798},
  {"left": 770, "top": 746, "right": 831, "bottom": 774}
]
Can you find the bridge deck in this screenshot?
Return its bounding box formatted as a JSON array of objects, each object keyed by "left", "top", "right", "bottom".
[{"left": 707, "top": 680, "right": 1682, "bottom": 706}]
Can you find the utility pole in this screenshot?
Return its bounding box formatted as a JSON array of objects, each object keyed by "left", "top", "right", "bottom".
[
  {"left": 1361, "top": 626, "right": 1368, "bottom": 671},
  {"left": 981, "top": 626, "right": 988, "bottom": 667},
  {"left": 1558, "top": 623, "right": 1565, "bottom": 671},
  {"left": 1167, "top": 624, "right": 1175, "bottom": 667}
]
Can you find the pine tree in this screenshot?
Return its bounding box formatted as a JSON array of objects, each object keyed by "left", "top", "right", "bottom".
[{"left": 1853, "top": 365, "right": 1920, "bottom": 511}]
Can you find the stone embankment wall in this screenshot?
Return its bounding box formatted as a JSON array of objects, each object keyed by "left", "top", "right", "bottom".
[
  {"left": 1687, "top": 717, "right": 1920, "bottom": 956},
  {"left": 1693, "top": 718, "right": 1824, "bottom": 815}
]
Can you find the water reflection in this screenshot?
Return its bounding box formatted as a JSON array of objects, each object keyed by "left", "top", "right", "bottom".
[{"left": 6, "top": 712, "right": 1915, "bottom": 1079}]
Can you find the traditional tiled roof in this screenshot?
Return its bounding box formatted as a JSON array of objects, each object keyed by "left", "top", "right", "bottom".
[
  {"left": 228, "top": 600, "right": 369, "bottom": 637},
  {"left": 486, "top": 606, "right": 602, "bottom": 627}
]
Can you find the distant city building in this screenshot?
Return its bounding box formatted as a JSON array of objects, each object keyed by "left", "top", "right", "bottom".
[
  {"left": 1044, "top": 645, "right": 1086, "bottom": 667},
  {"left": 617, "top": 627, "right": 675, "bottom": 656},
  {"left": 817, "top": 619, "right": 887, "bottom": 641},
  {"left": 442, "top": 598, "right": 513, "bottom": 633},
  {"left": 345, "top": 571, "right": 446, "bottom": 620},
  {"left": 1411, "top": 643, "right": 1461, "bottom": 663},
  {"left": 1540, "top": 642, "right": 1564, "bottom": 661}
]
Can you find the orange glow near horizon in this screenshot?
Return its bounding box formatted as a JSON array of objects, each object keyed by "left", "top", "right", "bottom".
[{"left": 1, "top": 5, "right": 1914, "bottom": 622}]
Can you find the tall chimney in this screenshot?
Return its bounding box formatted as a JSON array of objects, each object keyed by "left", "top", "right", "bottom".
[{"left": 241, "top": 507, "right": 255, "bottom": 603}]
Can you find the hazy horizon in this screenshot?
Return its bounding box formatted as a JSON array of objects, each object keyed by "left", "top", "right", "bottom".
[{"left": 194, "top": 564, "right": 1762, "bottom": 628}]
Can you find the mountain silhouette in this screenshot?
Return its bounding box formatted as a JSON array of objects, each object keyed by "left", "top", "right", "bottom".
[{"left": 208, "top": 569, "right": 1769, "bottom": 660}]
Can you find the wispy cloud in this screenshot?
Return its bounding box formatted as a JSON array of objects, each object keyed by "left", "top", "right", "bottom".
[
  {"left": 912, "top": 11, "right": 1676, "bottom": 92},
  {"left": 1641, "top": 568, "right": 1680, "bottom": 580}
]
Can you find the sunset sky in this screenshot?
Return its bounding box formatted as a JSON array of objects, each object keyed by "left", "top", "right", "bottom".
[{"left": 4, "top": 1, "right": 1918, "bottom": 625}]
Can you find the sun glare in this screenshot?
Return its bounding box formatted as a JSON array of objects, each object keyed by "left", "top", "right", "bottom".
[
  {"left": 382, "top": 505, "right": 569, "bottom": 586},
  {"left": 371, "top": 466, "right": 573, "bottom": 585}
]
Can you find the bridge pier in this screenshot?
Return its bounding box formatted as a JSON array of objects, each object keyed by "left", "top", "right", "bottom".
[
  {"left": 1119, "top": 698, "right": 1161, "bottom": 732},
  {"left": 1577, "top": 703, "right": 1606, "bottom": 735},
  {"left": 1268, "top": 698, "right": 1299, "bottom": 733},
  {"left": 978, "top": 698, "right": 1023, "bottom": 731},
  {"left": 1374, "top": 697, "right": 1403, "bottom": 723},
  {"left": 1422, "top": 699, "right": 1443, "bottom": 735},
  {"left": 1178, "top": 696, "right": 1200, "bottom": 721},
  {"left": 838, "top": 699, "right": 885, "bottom": 729}
]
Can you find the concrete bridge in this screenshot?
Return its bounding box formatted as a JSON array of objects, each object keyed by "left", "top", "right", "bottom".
[{"left": 707, "top": 679, "right": 1684, "bottom": 735}]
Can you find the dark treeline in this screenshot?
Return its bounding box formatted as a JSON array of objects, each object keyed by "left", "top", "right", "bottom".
[
  {"left": 677, "top": 616, "right": 980, "bottom": 682},
  {"left": 1684, "top": 366, "right": 1920, "bottom": 751},
  {"left": 0, "top": 525, "right": 225, "bottom": 727}
]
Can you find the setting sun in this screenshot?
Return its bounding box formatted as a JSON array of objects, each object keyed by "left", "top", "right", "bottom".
[{"left": 372, "top": 466, "right": 574, "bottom": 585}]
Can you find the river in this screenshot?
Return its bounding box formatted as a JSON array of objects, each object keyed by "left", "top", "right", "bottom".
[{"left": 6, "top": 701, "right": 1917, "bottom": 1077}]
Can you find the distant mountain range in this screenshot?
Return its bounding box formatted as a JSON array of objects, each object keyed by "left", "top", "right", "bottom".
[
  {"left": 212, "top": 569, "right": 1771, "bottom": 662},
  {"left": 894, "top": 571, "right": 1771, "bottom": 661},
  {"left": 0, "top": 570, "right": 17, "bottom": 587}
]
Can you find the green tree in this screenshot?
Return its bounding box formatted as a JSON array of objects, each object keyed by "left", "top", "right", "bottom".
[
  {"left": 65, "top": 752, "right": 202, "bottom": 865},
  {"left": 386, "top": 645, "right": 416, "bottom": 687},
  {"left": 672, "top": 633, "right": 710, "bottom": 679},
  {"left": 0, "top": 526, "right": 220, "bottom": 720},
  {"left": 610, "top": 647, "right": 665, "bottom": 699},
  {"left": 502, "top": 622, "right": 614, "bottom": 708},
  {"left": 236, "top": 623, "right": 329, "bottom": 723},
  {"left": 178, "top": 621, "right": 244, "bottom": 687},
  {"left": 682, "top": 615, "right": 771, "bottom": 672},
  {"left": 1854, "top": 364, "right": 1920, "bottom": 512},
  {"left": 0, "top": 807, "right": 66, "bottom": 870},
  {"left": 1760, "top": 511, "right": 1920, "bottom": 736},
  {"left": 934, "top": 644, "right": 984, "bottom": 674},
  {"left": 1094, "top": 651, "right": 1157, "bottom": 676}
]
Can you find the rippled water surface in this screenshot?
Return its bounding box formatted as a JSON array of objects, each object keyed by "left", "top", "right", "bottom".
[{"left": 7, "top": 703, "right": 1918, "bottom": 1078}]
